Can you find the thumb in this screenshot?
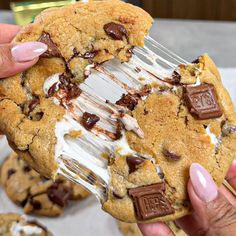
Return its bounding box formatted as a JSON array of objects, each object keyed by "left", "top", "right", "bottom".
[
  {"left": 186, "top": 163, "right": 236, "bottom": 236},
  {"left": 0, "top": 42, "right": 47, "bottom": 78}
]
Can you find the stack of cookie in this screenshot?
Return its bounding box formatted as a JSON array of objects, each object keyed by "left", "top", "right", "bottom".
[{"left": 0, "top": 152, "right": 90, "bottom": 217}]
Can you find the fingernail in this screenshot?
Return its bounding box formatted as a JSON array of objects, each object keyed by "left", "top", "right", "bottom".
[
  {"left": 190, "top": 163, "right": 218, "bottom": 203},
  {"left": 11, "top": 42, "right": 48, "bottom": 62}
]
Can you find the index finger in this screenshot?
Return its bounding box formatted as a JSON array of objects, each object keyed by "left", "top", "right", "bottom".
[{"left": 0, "top": 24, "right": 21, "bottom": 44}]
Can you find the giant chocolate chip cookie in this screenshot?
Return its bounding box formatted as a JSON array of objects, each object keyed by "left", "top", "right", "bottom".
[{"left": 0, "top": 0, "right": 236, "bottom": 224}]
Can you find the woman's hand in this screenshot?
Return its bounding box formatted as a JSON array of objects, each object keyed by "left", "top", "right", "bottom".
[
  {"left": 139, "top": 158, "right": 236, "bottom": 236},
  {"left": 0, "top": 24, "right": 47, "bottom": 78}
]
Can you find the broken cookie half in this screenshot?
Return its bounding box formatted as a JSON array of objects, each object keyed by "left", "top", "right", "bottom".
[{"left": 0, "top": 0, "right": 236, "bottom": 223}]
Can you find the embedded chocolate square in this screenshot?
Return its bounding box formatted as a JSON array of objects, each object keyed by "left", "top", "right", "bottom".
[
  {"left": 183, "top": 84, "right": 222, "bottom": 120},
  {"left": 128, "top": 183, "right": 174, "bottom": 220},
  {"left": 38, "top": 32, "right": 61, "bottom": 58}
]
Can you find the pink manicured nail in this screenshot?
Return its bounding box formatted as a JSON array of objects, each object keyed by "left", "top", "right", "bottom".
[
  {"left": 190, "top": 163, "right": 218, "bottom": 203},
  {"left": 11, "top": 42, "right": 48, "bottom": 62}
]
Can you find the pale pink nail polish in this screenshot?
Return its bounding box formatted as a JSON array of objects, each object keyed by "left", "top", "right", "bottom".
[
  {"left": 11, "top": 42, "right": 48, "bottom": 62},
  {"left": 190, "top": 163, "right": 218, "bottom": 203}
]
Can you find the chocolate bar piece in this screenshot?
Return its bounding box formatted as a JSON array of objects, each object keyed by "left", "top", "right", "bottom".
[
  {"left": 128, "top": 183, "right": 174, "bottom": 220},
  {"left": 183, "top": 84, "right": 222, "bottom": 120}
]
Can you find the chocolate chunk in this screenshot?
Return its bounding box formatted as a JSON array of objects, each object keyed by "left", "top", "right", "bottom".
[
  {"left": 38, "top": 32, "right": 61, "bottom": 58},
  {"left": 116, "top": 93, "right": 139, "bottom": 111},
  {"left": 163, "top": 149, "right": 181, "bottom": 161},
  {"left": 21, "top": 199, "right": 28, "bottom": 207},
  {"left": 116, "top": 86, "right": 151, "bottom": 111},
  {"left": 115, "top": 121, "right": 123, "bottom": 140},
  {"left": 192, "top": 58, "right": 200, "bottom": 64},
  {"left": 28, "top": 98, "right": 39, "bottom": 112},
  {"left": 144, "top": 109, "right": 149, "bottom": 115},
  {"left": 7, "top": 169, "right": 16, "bottom": 179},
  {"left": 128, "top": 183, "right": 174, "bottom": 220},
  {"left": 126, "top": 156, "right": 144, "bottom": 174},
  {"left": 48, "top": 82, "right": 58, "bottom": 97},
  {"left": 172, "top": 71, "right": 181, "bottom": 84},
  {"left": 23, "top": 165, "right": 31, "bottom": 172},
  {"left": 67, "top": 83, "right": 82, "bottom": 99},
  {"left": 104, "top": 22, "right": 128, "bottom": 40},
  {"left": 58, "top": 74, "right": 82, "bottom": 99},
  {"left": 183, "top": 84, "right": 223, "bottom": 120},
  {"left": 126, "top": 46, "right": 134, "bottom": 58},
  {"left": 47, "top": 183, "right": 73, "bottom": 207},
  {"left": 29, "top": 199, "right": 42, "bottom": 210},
  {"left": 34, "top": 112, "right": 44, "bottom": 121},
  {"left": 137, "top": 85, "right": 151, "bottom": 97},
  {"left": 82, "top": 112, "right": 100, "bottom": 130}
]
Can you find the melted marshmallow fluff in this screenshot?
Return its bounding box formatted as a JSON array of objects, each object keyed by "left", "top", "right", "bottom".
[{"left": 10, "top": 222, "right": 43, "bottom": 236}]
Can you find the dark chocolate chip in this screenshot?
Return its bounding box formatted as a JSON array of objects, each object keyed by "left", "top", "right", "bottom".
[
  {"left": 144, "top": 109, "right": 149, "bottom": 115},
  {"left": 128, "top": 183, "right": 174, "bottom": 220},
  {"left": 34, "top": 112, "right": 44, "bottom": 121},
  {"left": 163, "top": 149, "right": 181, "bottom": 161},
  {"left": 47, "top": 183, "right": 73, "bottom": 207},
  {"left": 58, "top": 73, "right": 81, "bottom": 99},
  {"left": 48, "top": 82, "right": 58, "bottom": 97},
  {"left": 116, "top": 93, "right": 139, "bottom": 111},
  {"left": 38, "top": 32, "right": 61, "bottom": 58},
  {"left": 126, "top": 156, "right": 144, "bottom": 174},
  {"left": 21, "top": 198, "right": 28, "bottom": 207},
  {"left": 7, "top": 169, "right": 16, "bottom": 179},
  {"left": 192, "top": 58, "right": 200, "bottom": 64},
  {"left": 29, "top": 199, "right": 42, "bottom": 210},
  {"left": 183, "top": 83, "right": 223, "bottom": 120},
  {"left": 28, "top": 98, "right": 39, "bottom": 112},
  {"left": 82, "top": 112, "right": 100, "bottom": 130},
  {"left": 67, "top": 83, "right": 82, "bottom": 99},
  {"left": 172, "top": 71, "right": 181, "bottom": 84},
  {"left": 127, "top": 46, "right": 134, "bottom": 58},
  {"left": 103, "top": 22, "right": 128, "bottom": 40},
  {"left": 115, "top": 121, "right": 123, "bottom": 140},
  {"left": 23, "top": 165, "right": 32, "bottom": 172}
]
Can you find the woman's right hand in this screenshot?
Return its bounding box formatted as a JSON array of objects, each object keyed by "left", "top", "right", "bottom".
[{"left": 139, "top": 158, "right": 236, "bottom": 236}]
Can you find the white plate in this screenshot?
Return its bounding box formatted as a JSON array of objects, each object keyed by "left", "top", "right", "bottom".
[{"left": 0, "top": 68, "right": 236, "bottom": 236}]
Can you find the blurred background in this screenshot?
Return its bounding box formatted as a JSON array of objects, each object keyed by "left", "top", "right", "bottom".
[{"left": 1, "top": 0, "right": 236, "bottom": 21}]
